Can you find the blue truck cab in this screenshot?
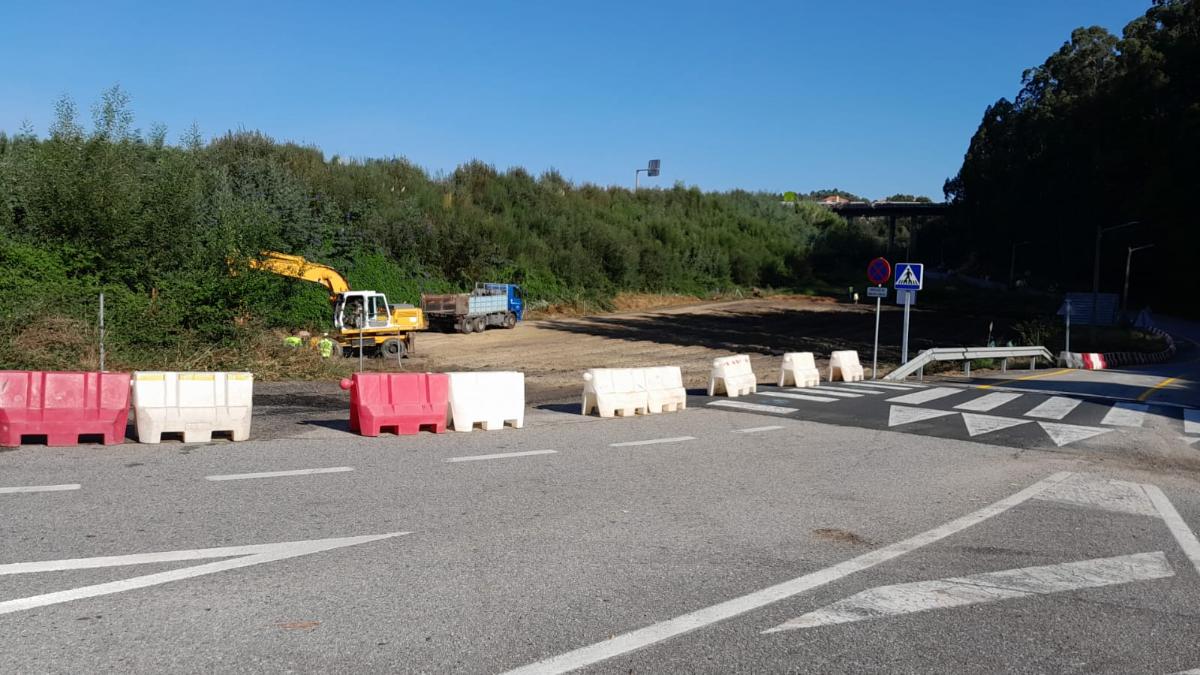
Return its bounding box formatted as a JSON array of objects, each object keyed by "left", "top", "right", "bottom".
[{"left": 480, "top": 283, "right": 524, "bottom": 320}]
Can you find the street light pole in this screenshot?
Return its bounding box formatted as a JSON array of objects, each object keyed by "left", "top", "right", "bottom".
[
  {"left": 1122, "top": 244, "right": 1154, "bottom": 315},
  {"left": 1091, "top": 220, "right": 1138, "bottom": 331}
]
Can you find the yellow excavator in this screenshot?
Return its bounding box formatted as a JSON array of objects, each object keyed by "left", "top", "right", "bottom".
[{"left": 248, "top": 251, "right": 426, "bottom": 358}]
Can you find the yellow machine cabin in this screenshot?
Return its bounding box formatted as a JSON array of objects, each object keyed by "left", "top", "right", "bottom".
[{"left": 248, "top": 251, "right": 426, "bottom": 358}]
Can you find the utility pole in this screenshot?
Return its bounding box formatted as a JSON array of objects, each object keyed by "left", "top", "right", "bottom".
[{"left": 1091, "top": 221, "right": 1138, "bottom": 338}]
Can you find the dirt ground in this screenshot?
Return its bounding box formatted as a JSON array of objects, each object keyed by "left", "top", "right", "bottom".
[{"left": 400, "top": 294, "right": 996, "bottom": 403}]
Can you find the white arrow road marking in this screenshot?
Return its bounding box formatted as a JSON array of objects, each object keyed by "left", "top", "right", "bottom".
[
  {"left": 1037, "top": 422, "right": 1111, "bottom": 447},
  {"left": 888, "top": 405, "right": 957, "bottom": 427},
  {"left": 764, "top": 551, "right": 1172, "bottom": 632},
  {"left": 886, "top": 387, "right": 963, "bottom": 405},
  {"left": 1183, "top": 409, "right": 1200, "bottom": 435},
  {"left": 1144, "top": 485, "right": 1200, "bottom": 575},
  {"left": 1184, "top": 437, "right": 1200, "bottom": 446},
  {"left": 0, "top": 484, "right": 81, "bottom": 495},
  {"left": 1033, "top": 474, "right": 1160, "bottom": 518},
  {"left": 960, "top": 413, "right": 1032, "bottom": 437},
  {"left": 0, "top": 532, "right": 407, "bottom": 616},
  {"left": 501, "top": 472, "right": 1074, "bottom": 675},
  {"left": 705, "top": 396, "right": 801, "bottom": 413},
  {"left": 954, "top": 392, "right": 1022, "bottom": 412},
  {"left": 732, "top": 426, "right": 784, "bottom": 434},
  {"left": 1101, "top": 402, "right": 1150, "bottom": 427},
  {"left": 1024, "top": 396, "right": 1082, "bottom": 420}
]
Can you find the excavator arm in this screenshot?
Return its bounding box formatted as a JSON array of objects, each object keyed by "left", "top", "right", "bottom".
[{"left": 248, "top": 251, "right": 351, "bottom": 301}]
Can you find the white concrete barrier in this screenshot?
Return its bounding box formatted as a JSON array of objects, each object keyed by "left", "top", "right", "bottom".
[
  {"left": 446, "top": 371, "right": 525, "bottom": 431},
  {"left": 582, "top": 368, "right": 651, "bottom": 417},
  {"left": 132, "top": 372, "right": 253, "bottom": 444},
  {"left": 644, "top": 366, "right": 687, "bottom": 413},
  {"left": 708, "top": 354, "right": 757, "bottom": 397},
  {"left": 828, "top": 351, "right": 865, "bottom": 382},
  {"left": 778, "top": 352, "right": 820, "bottom": 388}
]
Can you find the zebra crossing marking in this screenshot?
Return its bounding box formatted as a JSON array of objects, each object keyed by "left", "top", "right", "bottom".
[
  {"left": 843, "top": 382, "right": 921, "bottom": 392},
  {"left": 756, "top": 391, "right": 840, "bottom": 403},
  {"left": 1024, "top": 396, "right": 1082, "bottom": 420},
  {"left": 885, "top": 387, "right": 963, "bottom": 405},
  {"left": 1101, "top": 402, "right": 1149, "bottom": 428},
  {"left": 707, "top": 400, "right": 798, "bottom": 415},
  {"left": 815, "top": 385, "right": 887, "bottom": 395},
  {"left": 954, "top": 392, "right": 1023, "bottom": 412}
]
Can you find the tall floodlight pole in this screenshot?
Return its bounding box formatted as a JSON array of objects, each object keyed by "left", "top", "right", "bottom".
[
  {"left": 634, "top": 159, "right": 661, "bottom": 190},
  {"left": 1091, "top": 220, "right": 1138, "bottom": 333},
  {"left": 1122, "top": 244, "right": 1154, "bottom": 315}
]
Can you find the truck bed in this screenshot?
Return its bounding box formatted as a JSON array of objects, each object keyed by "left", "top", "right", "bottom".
[{"left": 421, "top": 293, "right": 507, "bottom": 317}]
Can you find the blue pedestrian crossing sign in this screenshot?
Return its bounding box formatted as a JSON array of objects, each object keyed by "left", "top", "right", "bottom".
[{"left": 893, "top": 263, "right": 924, "bottom": 291}]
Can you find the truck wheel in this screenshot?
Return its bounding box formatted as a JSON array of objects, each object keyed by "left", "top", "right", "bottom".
[
  {"left": 461, "top": 319, "right": 474, "bottom": 334},
  {"left": 381, "top": 338, "right": 406, "bottom": 358},
  {"left": 473, "top": 317, "right": 486, "bottom": 333},
  {"left": 503, "top": 312, "right": 517, "bottom": 328}
]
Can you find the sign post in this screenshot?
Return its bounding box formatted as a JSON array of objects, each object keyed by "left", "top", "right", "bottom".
[
  {"left": 866, "top": 258, "right": 891, "bottom": 379},
  {"left": 893, "top": 263, "right": 924, "bottom": 365}
]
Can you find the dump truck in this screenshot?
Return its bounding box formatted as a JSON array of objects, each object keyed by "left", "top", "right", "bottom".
[
  {"left": 420, "top": 283, "right": 524, "bottom": 333},
  {"left": 247, "top": 251, "right": 426, "bottom": 357}
]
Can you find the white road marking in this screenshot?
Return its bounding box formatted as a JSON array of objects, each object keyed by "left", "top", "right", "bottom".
[
  {"left": 609, "top": 436, "right": 695, "bottom": 447},
  {"left": 815, "top": 385, "right": 886, "bottom": 395},
  {"left": 205, "top": 467, "right": 354, "bottom": 481},
  {"left": 732, "top": 426, "right": 784, "bottom": 434},
  {"left": 1024, "top": 396, "right": 1082, "bottom": 420},
  {"left": 1100, "top": 402, "right": 1149, "bottom": 428},
  {"left": 759, "top": 391, "right": 847, "bottom": 401},
  {"left": 885, "top": 387, "right": 963, "bottom": 405},
  {"left": 1037, "top": 422, "right": 1111, "bottom": 447},
  {"left": 1182, "top": 408, "right": 1199, "bottom": 435},
  {"left": 1034, "top": 474, "right": 1160, "bottom": 518},
  {"left": 763, "top": 386, "right": 859, "bottom": 396},
  {"left": 0, "top": 484, "right": 81, "bottom": 495},
  {"left": 1143, "top": 484, "right": 1200, "bottom": 575},
  {"left": 765, "top": 551, "right": 1172, "bottom": 632},
  {"left": 960, "top": 413, "right": 1031, "bottom": 437},
  {"left": 954, "top": 392, "right": 1022, "bottom": 412},
  {"left": 843, "top": 382, "right": 921, "bottom": 391},
  {"left": 887, "top": 405, "right": 956, "bottom": 427},
  {"left": 0, "top": 532, "right": 407, "bottom": 616},
  {"left": 445, "top": 450, "right": 557, "bottom": 463},
  {"left": 1184, "top": 437, "right": 1200, "bottom": 447},
  {"left": 501, "top": 472, "right": 1075, "bottom": 675},
  {"left": 708, "top": 400, "right": 798, "bottom": 415}
]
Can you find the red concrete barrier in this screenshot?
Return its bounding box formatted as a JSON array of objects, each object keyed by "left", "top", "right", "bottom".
[
  {"left": 339, "top": 373, "right": 448, "bottom": 436},
  {"left": 1081, "top": 353, "right": 1108, "bottom": 370},
  {"left": 0, "top": 371, "right": 131, "bottom": 447}
]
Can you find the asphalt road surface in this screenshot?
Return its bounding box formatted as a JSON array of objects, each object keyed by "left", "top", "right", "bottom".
[{"left": 3, "top": 365, "right": 1200, "bottom": 672}]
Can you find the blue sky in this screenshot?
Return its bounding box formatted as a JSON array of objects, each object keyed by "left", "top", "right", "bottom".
[{"left": 1, "top": 1, "right": 1147, "bottom": 199}]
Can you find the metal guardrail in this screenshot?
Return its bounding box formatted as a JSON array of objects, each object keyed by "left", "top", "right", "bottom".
[{"left": 883, "top": 346, "right": 1055, "bottom": 381}]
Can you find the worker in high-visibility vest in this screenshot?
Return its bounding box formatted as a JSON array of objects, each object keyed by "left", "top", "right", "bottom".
[
  {"left": 284, "top": 335, "right": 303, "bottom": 348},
  {"left": 317, "top": 333, "right": 336, "bottom": 359}
]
